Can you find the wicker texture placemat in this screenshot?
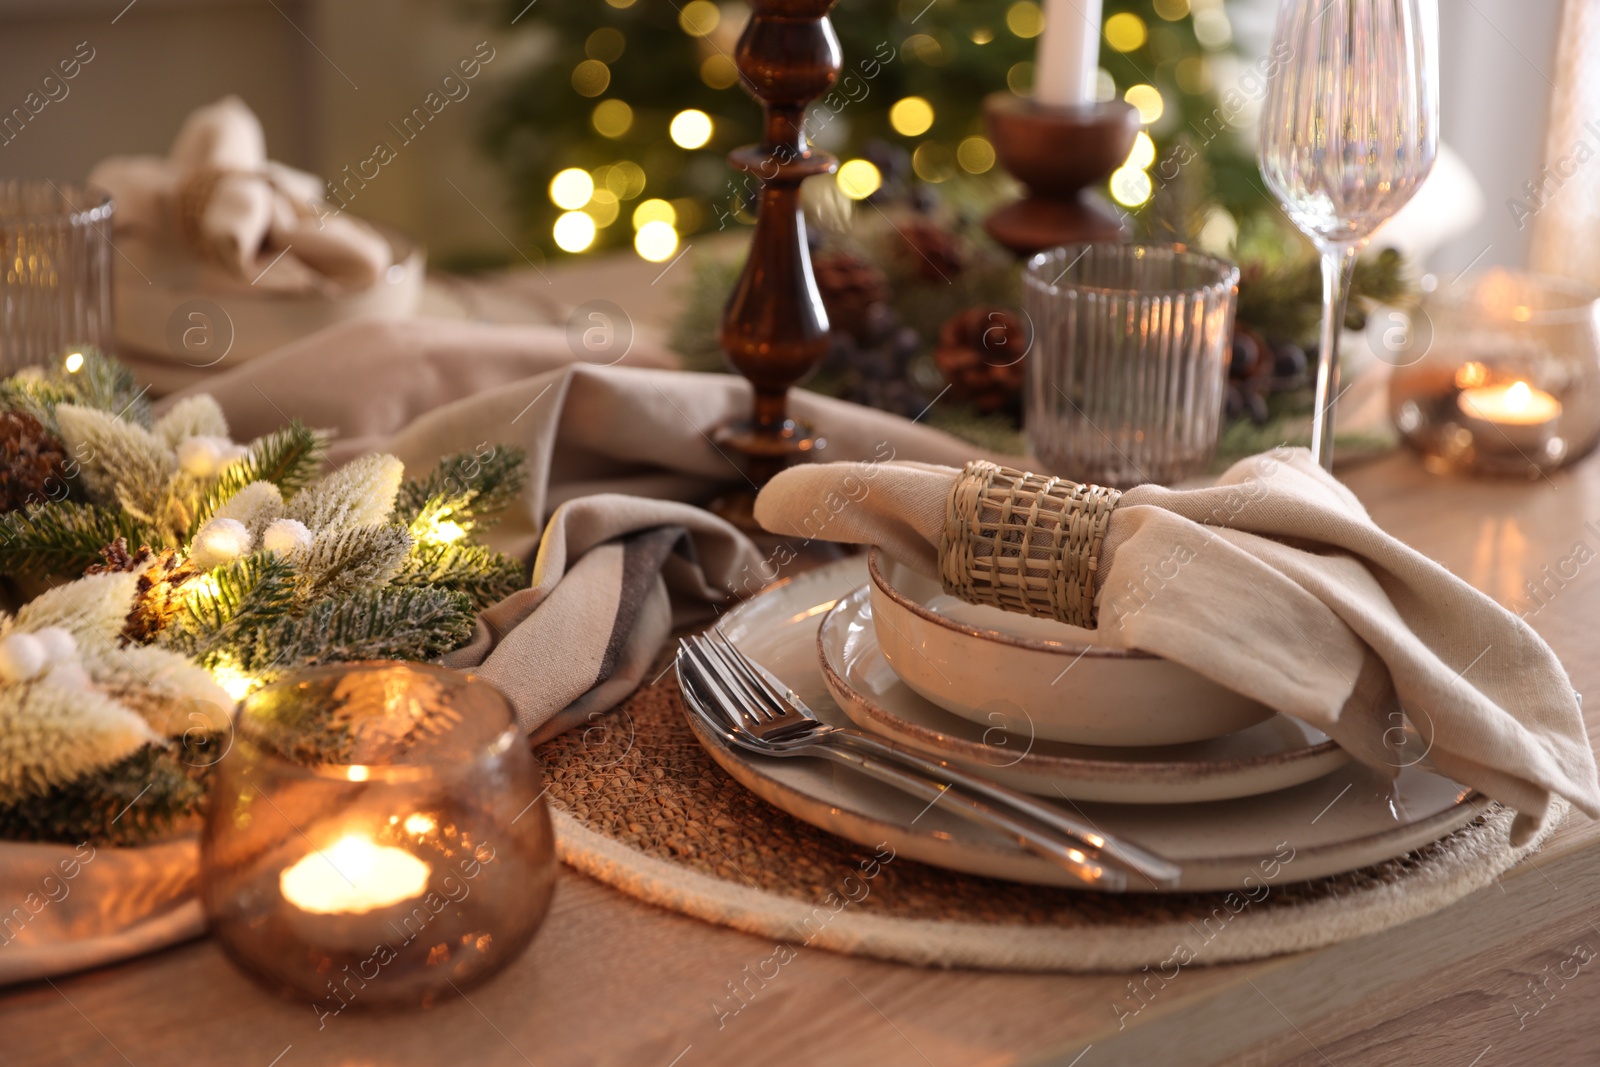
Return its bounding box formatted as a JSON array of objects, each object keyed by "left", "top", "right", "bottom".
[{"left": 535, "top": 673, "right": 1559, "bottom": 972}]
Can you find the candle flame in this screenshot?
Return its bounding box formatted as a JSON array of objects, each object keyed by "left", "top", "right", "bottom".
[
  {"left": 280, "top": 834, "right": 430, "bottom": 915},
  {"left": 1507, "top": 381, "right": 1533, "bottom": 411}
]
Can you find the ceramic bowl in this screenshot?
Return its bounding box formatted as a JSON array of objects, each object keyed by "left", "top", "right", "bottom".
[{"left": 867, "top": 549, "right": 1275, "bottom": 746}]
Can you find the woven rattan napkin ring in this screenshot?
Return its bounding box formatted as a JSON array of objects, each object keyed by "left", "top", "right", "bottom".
[{"left": 938, "top": 460, "right": 1123, "bottom": 630}]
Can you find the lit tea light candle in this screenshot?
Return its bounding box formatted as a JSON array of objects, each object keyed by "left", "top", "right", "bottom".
[
  {"left": 281, "top": 834, "right": 430, "bottom": 916},
  {"left": 1457, "top": 380, "right": 1562, "bottom": 454}
]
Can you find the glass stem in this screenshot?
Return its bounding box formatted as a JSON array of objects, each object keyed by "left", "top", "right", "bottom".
[{"left": 1311, "top": 241, "right": 1362, "bottom": 471}]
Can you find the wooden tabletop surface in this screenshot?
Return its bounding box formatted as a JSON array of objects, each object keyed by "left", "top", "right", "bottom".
[{"left": 5, "top": 449, "right": 1600, "bottom": 1067}]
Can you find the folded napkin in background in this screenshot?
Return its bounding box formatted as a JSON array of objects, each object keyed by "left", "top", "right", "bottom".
[
  {"left": 89, "top": 96, "right": 393, "bottom": 294},
  {"left": 755, "top": 453, "right": 1600, "bottom": 845}
]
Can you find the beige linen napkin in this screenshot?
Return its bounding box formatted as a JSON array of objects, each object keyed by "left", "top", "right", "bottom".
[
  {"left": 89, "top": 96, "right": 393, "bottom": 294},
  {"left": 0, "top": 316, "right": 984, "bottom": 985},
  {"left": 755, "top": 451, "right": 1600, "bottom": 845}
]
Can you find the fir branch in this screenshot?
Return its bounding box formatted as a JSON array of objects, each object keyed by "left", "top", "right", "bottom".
[
  {"left": 168, "top": 552, "right": 298, "bottom": 660},
  {"left": 395, "top": 540, "right": 526, "bottom": 609},
  {"left": 192, "top": 421, "right": 326, "bottom": 531},
  {"left": 0, "top": 349, "right": 151, "bottom": 430},
  {"left": 0, "top": 502, "right": 158, "bottom": 578},
  {"left": 394, "top": 446, "right": 528, "bottom": 533},
  {"left": 241, "top": 586, "right": 476, "bottom": 675},
  {"left": 287, "top": 453, "right": 403, "bottom": 531},
  {"left": 0, "top": 741, "right": 209, "bottom": 846},
  {"left": 296, "top": 524, "right": 413, "bottom": 601}
]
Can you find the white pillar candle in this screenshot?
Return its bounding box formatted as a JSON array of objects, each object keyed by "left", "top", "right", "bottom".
[{"left": 1035, "top": 0, "right": 1103, "bottom": 108}]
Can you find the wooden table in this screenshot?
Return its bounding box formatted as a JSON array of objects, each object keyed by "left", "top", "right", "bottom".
[
  {"left": 12, "top": 454, "right": 1600, "bottom": 1067},
  {"left": 7, "top": 458, "right": 1600, "bottom": 1066}
]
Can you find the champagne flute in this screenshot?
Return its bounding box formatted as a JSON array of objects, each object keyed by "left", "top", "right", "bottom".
[{"left": 1259, "top": 0, "right": 1439, "bottom": 469}]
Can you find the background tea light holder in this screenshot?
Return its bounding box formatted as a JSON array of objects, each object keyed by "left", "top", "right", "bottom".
[
  {"left": 1388, "top": 270, "right": 1600, "bottom": 477},
  {"left": 201, "top": 662, "right": 556, "bottom": 1011}
]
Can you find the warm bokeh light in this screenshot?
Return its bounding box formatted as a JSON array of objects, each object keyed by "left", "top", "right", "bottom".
[
  {"left": 554, "top": 211, "right": 598, "bottom": 252},
  {"left": 1455, "top": 362, "right": 1490, "bottom": 389},
  {"left": 701, "top": 54, "right": 740, "bottom": 89},
  {"left": 601, "top": 161, "right": 647, "bottom": 200},
  {"left": 836, "top": 159, "right": 883, "bottom": 200},
  {"left": 1125, "top": 83, "right": 1165, "bottom": 124},
  {"left": 970, "top": 26, "right": 994, "bottom": 45},
  {"left": 678, "top": 0, "right": 720, "bottom": 36},
  {"left": 1154, "top": 0, "right": 1190, "bottom": 19},
  {"left": 1176, "top": 56, "right": 1210, "bottom": 94},
  {"left": 669, "top": 109, "right": 714, "bottom": 149},
  {"left": 586, "top": 189, "right": 621, "bottom": 228},
  {"left": 913, "top": 142, "right": 954, "bottom": 183},
  {"left": 1095, "top": 68, "right": 1117, "bottom": 102},
  {"left": 1104, "top": 13, "right": 1147, "bottom": 52},
  {"left": 1194, "top": 6, "right": 1233, "bottom": 48},
  {"left": 604, "top": 0, "right": 635, "bottom": 7},
  {"left": 1007, "top": 61, "right": 1035, "bottom": 94},
  {"left": 549, "top": 168, "right": 595, "bottom": 210},
  {"left": 905, "top": 34, "right": 944, "bottom": 64},
  {"left": 957, "top": 136, "right": 996, "bottom": 174},
  {"left": 591, "top": 99, "right": 633, "bottom": 138},
  {"left": 1126, "top": 130, "right": 1156, "bottom": 170},
  {"left": 586, "top": 27, "right": 626, "bottom": 62},
  {"left": 633, "top": 198, "right": 676, "bottom": 229},
  {"left": 635, "top": 220, "right": 679, "bottom": 262},
  {"left": 403, "top": 813, "right": 437, "bottom": 836},
  {"left": 889, "top": 96, "right": 935, "bottom": 137},
  {"left": 63, "top": 351, "right": 84, "bottom": 373},
  {"left": 572, "top": 59, "right": 611, "bottom": 97},
  {"left": 1110, "top": 165, "right": 1153, "bottom": 207},
  {"left": 1006, "top": 1, "right": 1044, "bottom": 38}
]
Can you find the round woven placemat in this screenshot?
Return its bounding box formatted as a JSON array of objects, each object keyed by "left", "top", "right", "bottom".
[{"left": 535, "top": 672, "right": 1560, "bottom": 972}]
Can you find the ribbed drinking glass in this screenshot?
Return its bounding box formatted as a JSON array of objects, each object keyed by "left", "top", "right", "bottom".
[
  {"left": 1258, "top": 0, "right": 1439, "bottom": 469},
  {"left": 0, "top": 180, "right": 114, "bottom": 372},
  {"left": 1024, "top": 243, "right": 1240, "bottom": 487}
]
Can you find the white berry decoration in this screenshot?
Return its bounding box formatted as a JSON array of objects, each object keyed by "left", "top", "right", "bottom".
[
  {"left": 261, "top": 518, "right": 313, "bottom": 556},
  {"left": 176, "top": 435, "right": 241, "bottom": 478},
  {"left": 0, "top": 633, "right": 48, "bottom": 683},
  {"left": 190, "top": 517, "right": 254, "bottom": 570},
  {"left": 31, "top": 626, "right": 77, "bottom": 663}
]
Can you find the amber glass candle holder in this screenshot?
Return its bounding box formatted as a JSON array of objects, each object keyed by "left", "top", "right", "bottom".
[
  {"left": 1388, "top": 270, "right": 1600, "bottom": 477},
  {"left": 201, "top": 662, "right": 556, "bottom": 1014}
]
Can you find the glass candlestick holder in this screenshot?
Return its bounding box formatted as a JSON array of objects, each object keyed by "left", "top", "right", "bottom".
[
  {"left": 1388, "top": 270, "right": 1600, "bottom": 477},
  {"left": 201, "top": 662, "right": 556, "bottom": 1015}
]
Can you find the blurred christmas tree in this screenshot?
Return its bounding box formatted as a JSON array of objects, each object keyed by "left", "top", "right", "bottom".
[{"left": 478, "top": 0, "right": 1270, "bottom": 263}]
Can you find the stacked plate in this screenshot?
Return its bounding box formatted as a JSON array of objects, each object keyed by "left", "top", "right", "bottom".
[{"left": 684, "top": 553, "right": 1481, "bottom": 893}]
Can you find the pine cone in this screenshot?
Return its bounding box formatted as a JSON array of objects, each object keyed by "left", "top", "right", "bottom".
[
  {"left": 0, "top": 410, "right": 68, "bottom": 512},
  {"left": 934, "top": 307, "right": 1028, "bottom": 415},
  {"left": 896, "top": 218, "right": 964, "bottom": 282},
  {"left": 814, "top": 251, "right": 892, "bottom": 343},
  {"left": 88, "top": 538, "right": 198, "bottom": 643}
]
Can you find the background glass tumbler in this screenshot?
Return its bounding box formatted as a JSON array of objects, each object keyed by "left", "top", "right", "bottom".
[
  {"left": 0, "top": 179, "right": 114, "bottom": 372},
  {"left": 1024, "top": 243, "right": 1239, "bottom": 487},
  {"left": 202, "top": 662, "right": 556, "bottom": 1012}
]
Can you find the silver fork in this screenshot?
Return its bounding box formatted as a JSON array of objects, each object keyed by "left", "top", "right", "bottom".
[{"left": 679, "top": 631, "right": 1182, "bottom": 890}]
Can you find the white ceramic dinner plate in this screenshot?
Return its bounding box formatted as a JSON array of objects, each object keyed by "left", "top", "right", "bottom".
[
  {"left": 819, "top": 583, "right": 1352, "bottom": 804},
  {"left": 687, "top": 557, "right": 1481, "bottom": 892}
]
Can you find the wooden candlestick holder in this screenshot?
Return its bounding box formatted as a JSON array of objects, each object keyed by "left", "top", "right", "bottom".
[
  {"left": 983, "top": 94, "right": 1141, "bottom": 257},
  {"left": 713, "top": 0, "right": 841, "bottom": 501}
]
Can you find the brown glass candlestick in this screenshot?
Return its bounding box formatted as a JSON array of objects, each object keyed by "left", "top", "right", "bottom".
[
  {"left": 984, "top": 94, "right": 1141, "bottom": 257},
  {"left": 714, "top": 0, "right": 841, "bottom": 502}
]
